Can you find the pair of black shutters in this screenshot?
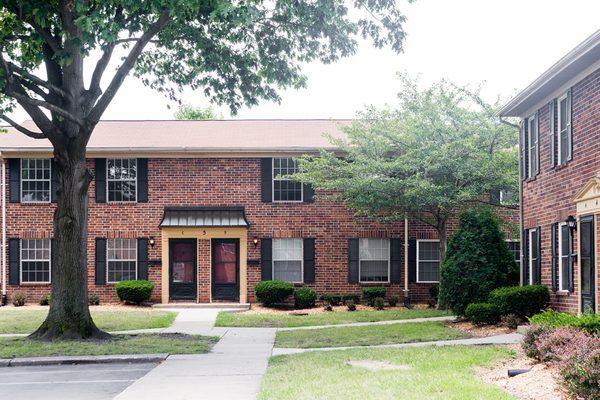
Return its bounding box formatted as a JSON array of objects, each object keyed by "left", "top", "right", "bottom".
[
  {"left": 348, "top": 238, "right": 404, "bottom": 284},
  {"left": 260, "top": 158, "right": 314, "bottom": 203},
  {"left": 260, "top": 238, "right": 315, "bottom": 283},
  {"left": 550, "top": 223, "right": 574, "bottom": 293},
  {"left": 94, "top": 238, "right": 149, "bottom": 285}
]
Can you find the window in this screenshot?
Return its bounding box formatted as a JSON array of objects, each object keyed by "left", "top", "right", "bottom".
[
  {"left": 528, "top": 114, "right": 538, "bottom": 178},
  {"left": 557, "top": 93, "right": 571, "bottom": 165},
  {"left": 359, "top": 238, "right": 389, "bottom": 282},
  {"left": 107, "top": 238, "right": 137, "bottom": 283},
  {"left": 273, "top": 158, "right": 303, "bottom": 202},
  {"left": 558, "top": 223, "right": 570, "bottom": 291},
  {"left": 500, "top": 190, "right": 518, "bottom": 206},
  {"left": 528, "top": 229, "right": 538, "bottom": 285},
  {"left": 21, "top": 239, "right": 51, "bottom": 283},
  {"left": 273, "top": 238, "right": 303, "bottom": 283},
  {"left": 21, "top": 159, "right": 51, "bottom": 203},
  {"left": 506, "top": 240, "right": 520, "bottom": 269},
  {"left": 417, "top": 240, "right": 440, "bottom": 283},
  {"left": 107, "top": 159, "right": 137, "bottom": 202}
]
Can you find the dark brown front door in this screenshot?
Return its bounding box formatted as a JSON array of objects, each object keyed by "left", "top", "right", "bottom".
[
  {"left": 169, "top": 239, "right": 197, "bottom": 300},
  {"left": 580, "top": 216, "right": 596, "bottom": 313},
  {"left": 212, "top": 239, "right": 239, "bottom": 301}
]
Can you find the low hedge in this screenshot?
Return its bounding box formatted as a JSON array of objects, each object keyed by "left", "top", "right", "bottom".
[
  {"left": 115, "top": 280, "right": 154, "bottom": 304},
  {"left": 529, "top": 310, "right": 600, "bottom": 336},
  {"left": 465, "top": 302, "right": 501, "bottom": 326},
  {"left": 362, "top": 287, "right": 386, "bottom": 306},
  {"left": 254, "top": 280, "right": 294, "bottom": 306},
  {"left": 488, "top": 285, "right": 549, "bottom": 318},
  {"left": 294, "top": 287, "right": 317, "bottom": 309}
]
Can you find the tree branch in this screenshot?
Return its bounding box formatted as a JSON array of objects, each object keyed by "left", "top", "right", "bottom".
[
  {"left": 8, "top": 62, "right": 70, "bottom": 99},
  {"left": 0, "top": 114, "right": 46, "bottom": 139},
  {"left": 5, "top": 87, "right": 84, "bottom": 127}
]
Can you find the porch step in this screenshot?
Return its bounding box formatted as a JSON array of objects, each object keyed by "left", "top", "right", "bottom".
[{"left": 152, "top": 303, "right": 250, "bottom": 310}]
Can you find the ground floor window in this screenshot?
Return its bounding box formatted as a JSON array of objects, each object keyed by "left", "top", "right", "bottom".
[
  {"left": 506, "top": 240, "right": 520, "bottom": 269},
  {"left": 273, "top": 238, "right": 303, "bottom": 283},
  {"left": 417, "top": 240, "right": 440, "bottom": 283},
  {"left": 21, "top": 239, "right": 51, "bottom": 283},
  {"left": 359, "top": 238, "right": 390, "bottom": 282},
  {"left": 558, "top": 223, "right": 571, "bottom": 291},
  {"left": 528, "top": 229, "right": 539, "bottom": 285},
  {"left": 107, "top": 238, "right": 137, "bottom": 283}
]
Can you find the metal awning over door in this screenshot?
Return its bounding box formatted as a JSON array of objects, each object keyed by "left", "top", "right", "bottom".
[{"left": 159, "top": 207, "right": 249, "bottom": 228}]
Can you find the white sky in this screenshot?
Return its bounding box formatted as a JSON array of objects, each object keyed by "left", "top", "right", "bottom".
[{"left": 8, "top": 0, "right": 600, "bottom": 122}]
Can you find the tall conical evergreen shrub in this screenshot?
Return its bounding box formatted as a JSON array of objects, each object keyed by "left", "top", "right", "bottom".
[{"left": 439, "top": 208, "right": 518, "bottom": 316}]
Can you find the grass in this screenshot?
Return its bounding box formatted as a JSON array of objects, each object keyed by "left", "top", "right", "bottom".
[
  {"left": 275, "top": 321, "right": 467, "bottom": 348},
  {"left": 0, "top": 333, "right": 218, "bottom": 358},
  {"left": 0, "top": 308, "right": 177, "bottom": 334},
  {"left": 259, "top": 346, "right": 515, "bottom": 400},
  {"left": 216, "top": 308, "right": 452, "bottom": 328}
]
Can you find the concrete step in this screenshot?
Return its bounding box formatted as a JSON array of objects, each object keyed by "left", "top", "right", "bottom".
[{"left": 153, "top": 302, "right": 250, "bottom": 310}]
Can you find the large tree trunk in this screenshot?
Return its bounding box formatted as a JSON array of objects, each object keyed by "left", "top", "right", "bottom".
[{"left": 30, "top": 147, "right": 109, "bottom": 340}]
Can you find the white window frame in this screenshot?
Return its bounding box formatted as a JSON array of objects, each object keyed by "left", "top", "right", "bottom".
[
  {"left": 20, "top": 238, "right": 51, "bottom": 284},
  {"left": 416, "top": 239, "right": 441, "bottom": 283},
  {"left": 527, "top": 114, "right": 538, "bottom": 178},
  {"left": 557, "top": 222, "right": 569, "bottom": 292},
  {"left": 358, "top": 238, "right": 390, "bottom": 283},
  {"left": 106, "top": 238, "right": 138, "bottom": 284},
  {"left": 557, "top": 92, "right": 571, "bottom": 165},
  {"left": 20, "top": 158, "right": 52, "bottom": 204},
  {"left": 272, "top": 238, "right": 304, "bottom": 283},
  {"left": 272, "top": 157, "right": 303, "bottom": 203},
  {"left": 528, "top": 229, "right": 537, "bottom": 285},
  {"left": 107, "top": 158, "right": 138, "bottom": 203}
]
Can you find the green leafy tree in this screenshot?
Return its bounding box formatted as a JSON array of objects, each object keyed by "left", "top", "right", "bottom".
[
  {"left": 439, "top": 208, "right": 519, "bottom": 316},
  {"left": 175, "top": 104, "right": 222, "bottom": 120},
  {"left": 0, "top": 0, "right": 407, "bottom": 339},
  {"left": 295, "top": 76, "right": 519, "bottom": 261}
]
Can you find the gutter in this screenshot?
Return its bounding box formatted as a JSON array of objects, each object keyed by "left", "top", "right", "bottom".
[
  {"left": 0, "top": 152, "right": 6, "bottom": 305},
  {"left": 403, "top": 216, "right": 411, "bottom": 307}
]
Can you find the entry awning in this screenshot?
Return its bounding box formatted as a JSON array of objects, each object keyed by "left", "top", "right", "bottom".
[{"left": 159, "top": 207, "right": 249, "bottom": 228}]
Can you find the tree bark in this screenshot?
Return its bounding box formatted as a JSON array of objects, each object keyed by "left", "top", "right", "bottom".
[{"left": 30, "top": 147, "right": 109, "bottom": 340}]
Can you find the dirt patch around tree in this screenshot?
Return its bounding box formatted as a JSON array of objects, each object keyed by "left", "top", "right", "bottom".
[
  {"left": 478, "top": 346, "right": 567, "bottom": 400},
  {"left": 450, "top": 320, "right": 514, "bottom": 337}
]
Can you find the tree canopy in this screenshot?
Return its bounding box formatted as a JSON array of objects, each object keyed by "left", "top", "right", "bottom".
[{"left": 175, "top": 104, "right": 222, "bottom": 120}]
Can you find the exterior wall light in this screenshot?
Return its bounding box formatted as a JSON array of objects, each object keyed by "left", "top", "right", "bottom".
[
  {"left": 566, "top": 215, "right": 577, "bottom": 233},
  {"left": 253, "top": 237, "right": 259, "bottom": 247},
  {"left": 149, "top": 237, "right": 156, "bottom": 247}
]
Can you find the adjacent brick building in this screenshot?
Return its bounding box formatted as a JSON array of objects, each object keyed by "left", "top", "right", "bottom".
[
  {"left": 0, "top": 119, "right": 518, "bottom": 305},
  {"left": 500, "top": 29, "right": 600, "bottom": 314}
]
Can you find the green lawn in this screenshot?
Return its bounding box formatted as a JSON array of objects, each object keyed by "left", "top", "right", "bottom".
[
  {"left": 216, "top": 308, "right": 452, "bottom": 328},
  {"left": 0, "top": 333, "right": 218, "bottom": 358},
  {"left": 0, "top": 308, "right": 177, "bottom": 334},
  {"left": 259, "top": 346, "right": 515, "bottom": 400},
  {"left": 275, "top": 321, "right": 466, "bottom": 348}
]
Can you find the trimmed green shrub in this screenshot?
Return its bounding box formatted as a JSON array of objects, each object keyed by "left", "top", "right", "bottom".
[
  {"left": 530, "top": 310, "right": 600, "bottom": 336},
  {"left": 254, "top": 280, "right": 294, "bottom": 306},
  {"left": 294, "top": 287, "right": 317, "bottom": 309},
  {"left": 465, "top": 303, "right": 501, "bottom": 326},
  {"left": 346, "top": 299, "right": 357, "bottom": 311},
  {"left": 388, "top": 295, "right": 399, "bottom": 307},
  {"left": 89, "top": 294, "right": 100, "bottom": 306},
  {"left": 439, "top": 208, "right": 518, "bottom": 316},
  {"left": 489, "top": 285, "right": 549, "bottom": 318},
  {"left": 372, "top": 297, "right": 385, "bottom": 310},
  {"left": 320, "top": 294, "right": 342, "bottom": 306},
  {"left": 115, "top": 280, "right": 154, "bottom": 304},
  {"left": 341, "top": 294, "right": 361, "bottom": 304},
  {"left": 362, "top": 287, "right": 386, "bottom": 306},
  {"left": 39, "top": 293, "right": 51, "bottom": 306},
  {"left": 12, "top": 292, "right": 26, "bottom": 307}
]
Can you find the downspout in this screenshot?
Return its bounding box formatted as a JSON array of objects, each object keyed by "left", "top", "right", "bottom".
[
  {"left": 403, "top": 215, "right": 411, "bottom": 307},
  {"left": 1, "top": 153, "right": 6, "bottom": 305}
]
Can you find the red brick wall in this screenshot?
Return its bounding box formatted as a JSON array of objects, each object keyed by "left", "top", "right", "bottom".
[
  {"left": 3, "top": 156, "right": 518, "bottom": 306},
  {"left": 521, "top": 67, "right": 600, "bottom": 313}
]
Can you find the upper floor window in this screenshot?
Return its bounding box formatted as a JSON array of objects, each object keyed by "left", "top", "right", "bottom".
[
  {"left": 21, "top": 239, "right": 51, "bottom": 283},
  {"left": 527, "top": 114, "right": 539, "bottom": 178},
  {"left": 273, "top": 238, "right": 303, "bottom": 283},
  {"left": 107, "top": 159, "right": 137, "bottom": 202},
  {"left": 557, "top": 92, "right": 572, "bottom": 165},
  {"left": 417, "top": 240, "right": 440, "bottom": 283},
  {"left": 359, "top": 238, "right": 390, "bottom": 283},
  {"left": 21, "top": 159, "right": 51, "bottom": 203},
  {"left": 273, "top": 158, "right": 303, "bottom": 202},
  {"left": 107, "top": 238, "right": 137, "bottom": 283}
]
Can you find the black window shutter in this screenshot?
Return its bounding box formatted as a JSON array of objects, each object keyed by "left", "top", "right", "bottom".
[
  {"left": 520, "top": 120, "right": 528, "bottom": 181},
  {"left": 408, "top": 239, "right": 417, "bottom": 283},
  {"left": 95, "top": 159, "right": 107, "bottom": 203},
  {"left": 137, "top": 158, "right": 148, "bottom": 203},
  {"left": 51, "top": 159, "right": 58, "bottom": 203},
  {"left": 536, "top": 227, "right": 542, "bottom": 284},
  {"left": 348, "top": 238, "right": 359, "bottom": 283},
  {"left": 568, "top": 228, "right": 574, "bottom": 293},
  {"left": 137, "top": 238, "right": 149, "bottom": 280},
  {"left": 550, "top": 100, "right": 557, "bottom": 168},
  {"left": 522, "top": 230, "right": 529, "bottom": 285},
  {"left": 534, "top": 114, "right": 540, "bottom": 176},
  {"left": 8, "top": 158, "right": 20, "bottom": 203},
  {"left": 567, "top": 88, "right": 573, "bottom": 162},
  {"left": 260, "top": 238, "right": 272, "bottom": 280},
  {"left": 303, "top": 184, "right": 315, "bottom": 203},
  {"left": 95, "top": 238, "right": 107, "bottom": 285},
  {"left": 303, "top": 238, "right": 315, "bottom": 283},
  {"left": 390, "top": 238, "right": 401, "bottom": 283},
  {"left": 260, "top": 158, "right": 272, "bottom": 203},
  {"left": 8, "top": 238, "right": 20, "bottom": 285},
  {"left": 550, "top": 223, "right": 558, "bottom": 292}
]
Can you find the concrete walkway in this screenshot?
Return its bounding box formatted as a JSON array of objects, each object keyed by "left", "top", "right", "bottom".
[
  {"left": 277, "top": 315, "right": 455, "bottom": 331},
  {"left": 272, "top": 333, "right": 523, "bottom": 356}
]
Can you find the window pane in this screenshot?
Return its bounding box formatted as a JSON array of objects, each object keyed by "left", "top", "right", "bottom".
[
  {"left": 418, "top": 241, "right": 440, "bottom": 282},
  {"left": 20, "top": 239, "right": 51, "bottom": 283},
  {"left": 273, "top": 239, "right": 303, "bottom": 282},
  {"left": 274, "top": 261, "right": 302, "bottom": 282},
  {"left": 360, "top": 260, "right": 388, "bottom": 282},
  {"left": 107, "top": 159, "right": 137, "bottom": 202},
  {"left": 21, "top": 159, "right": 51, "bottom": 203},
  {"left": 273, "top": 158, "right": 302, "bottom": 201},
  {"left": 107, "top": 238, "right": 137, "bottom": 282},
  {"left": 359, "top": 239, "right": 389, "bottom": 282},
  {"left": 418, "top": 261, "right": 440, "bottom": 282}
]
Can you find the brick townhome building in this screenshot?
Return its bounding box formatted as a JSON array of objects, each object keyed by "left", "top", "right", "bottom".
[
  {"left": 0, "top": 119, "right": 518, "bottom": 305},
  {"left": 500, "top": 29, "right": 600, "bottom": 314}
]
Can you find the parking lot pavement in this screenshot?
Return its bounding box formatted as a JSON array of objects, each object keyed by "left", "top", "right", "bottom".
[{"left": 0, "top": 362, "right": 158, "bottom": 400}]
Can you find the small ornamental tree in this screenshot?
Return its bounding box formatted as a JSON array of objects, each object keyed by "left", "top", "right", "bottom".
[{"left": 438, "top": 208, "right": 518, "bottom": 316}]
